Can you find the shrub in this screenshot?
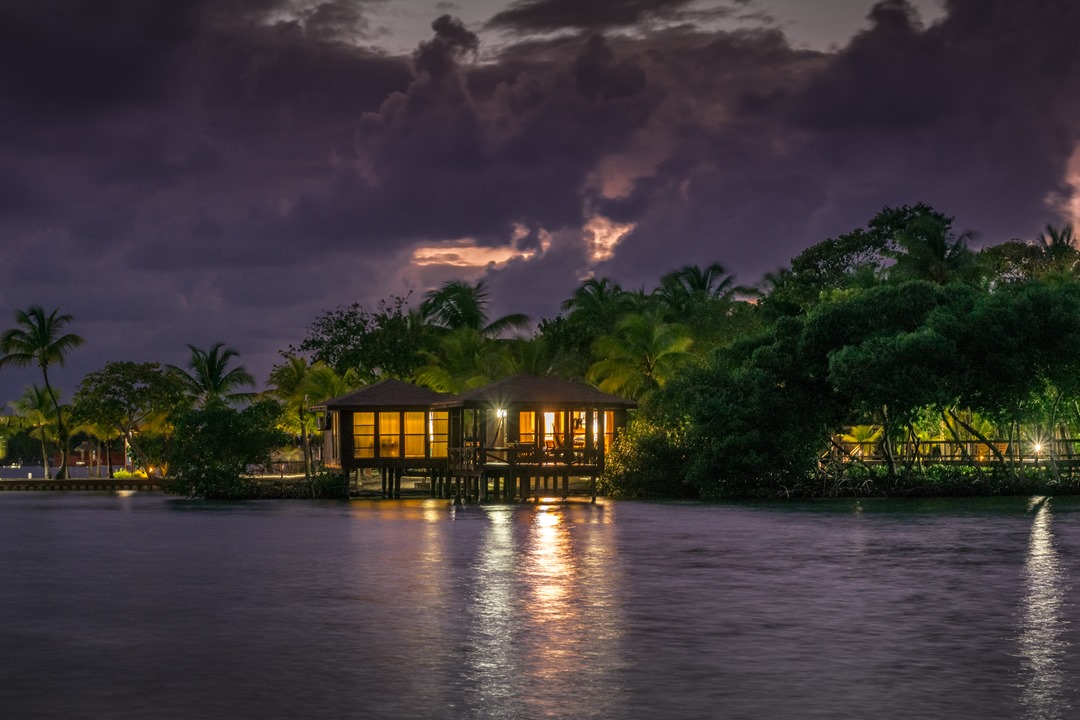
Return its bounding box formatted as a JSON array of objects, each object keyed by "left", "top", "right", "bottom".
[
  {"left": 601, "top": 418, "right": 694, "bottom": 499},
  {"left": 165, "top": 400, "right": 289, "bottom": 499}
]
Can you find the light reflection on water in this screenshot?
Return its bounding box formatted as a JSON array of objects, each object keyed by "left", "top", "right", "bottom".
[
  {"left": 0, "top": 494, "right": 1077, "bottom": 719},
  {"left": 1017, "top": 498, "right": 1070, "bottom": 719}
]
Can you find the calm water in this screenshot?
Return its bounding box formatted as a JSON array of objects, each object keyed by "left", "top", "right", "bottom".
[{"left": 0, "top": 494, "right": 1075, "bottom": 719}]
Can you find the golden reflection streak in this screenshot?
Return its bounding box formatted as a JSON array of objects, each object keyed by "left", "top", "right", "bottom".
[
  {"left": 518, "top": 503, "right": 627, "bottom": 716},
  {"left": 463, "top": 507, "right": 519, "bottom": 712},
  {"left": 529, "top": 507, "right": 570, "bottom": 617},
  {"left": 1018, "top": 497, "right": 1070, "bottom": 719}
]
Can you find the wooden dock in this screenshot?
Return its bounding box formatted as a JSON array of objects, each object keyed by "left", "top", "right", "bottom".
[{"left": 0, "top": 478, "right": 162, "bottom": 492}]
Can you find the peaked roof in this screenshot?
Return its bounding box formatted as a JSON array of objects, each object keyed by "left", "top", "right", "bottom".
[
  {"left": 432, "top": 374, "right": 637, "bottom": 408},
  {"left": 318, "top": 378, "right": 455, "bottom": 409}
]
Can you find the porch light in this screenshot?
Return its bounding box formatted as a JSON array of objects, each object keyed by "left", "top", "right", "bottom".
[{"left": 496, "top": 408, "right": 507, "bottom": 419}]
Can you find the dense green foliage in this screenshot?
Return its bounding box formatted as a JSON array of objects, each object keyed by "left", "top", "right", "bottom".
[
  {"left": 165, "top": 400, "right": 289, "bottom": 499},
  {"left": 72, "top": 361, "right": 185, "bottom": 477},
  {"left": 9, "top": 202, "right": 1080, "bottom": 500}
]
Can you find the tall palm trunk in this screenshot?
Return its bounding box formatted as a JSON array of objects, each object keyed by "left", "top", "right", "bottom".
[
  {"left": 39, "top": 435, "right": 50, "bottom": 479},
  {"left": 41, "top": 366, "right": 68, "bottom": 479}
]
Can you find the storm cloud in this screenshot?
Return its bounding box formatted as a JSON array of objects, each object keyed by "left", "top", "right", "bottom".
[{"left": 1, "top": 0, "right": 1079, "bottom": 400}]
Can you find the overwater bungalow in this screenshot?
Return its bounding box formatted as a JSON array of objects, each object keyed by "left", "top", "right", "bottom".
[
  {"left": 317, "top": 374, "right": 637, "bottom": 502},
  {"left": 431, "top": 373, "right": 637, "bottom": 503},
  {"left": 316, "top": 378, "right": 455, "bottom": 498}
]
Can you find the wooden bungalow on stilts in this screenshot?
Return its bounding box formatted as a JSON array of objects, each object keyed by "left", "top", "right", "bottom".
[
  {"left": 315, "top": 379, "right": 457, "bottom": 498},
  {"left": 432, "top": 374, "right": 637, "bottom": 503}
]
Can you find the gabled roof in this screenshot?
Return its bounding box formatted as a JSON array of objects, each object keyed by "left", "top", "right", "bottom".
[
  {"left": 318, "top": 378, "right": 455, "bottom": 409},
  {"left": 431, "top": 374, "right": 636, "bottom": 409}
]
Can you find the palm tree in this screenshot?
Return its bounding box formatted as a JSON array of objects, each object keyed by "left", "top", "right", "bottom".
[
  {"left": 587, "top": 311, "right": 694, "bottom": 401},
  {"left": 658, "top": 262, "right": 739, "bottom": 306},
  {"left": 8, "top": 385, "right": 59, "bottom": 478},
  {"left": 0, "top": 306, "right": 84, "bottom": 478},
  {"left": 838, "top": 425, "right": 883, "bottom": 459},
  {"left": 420, "top": 280, "right": 531, "bottom": 337},
  {"left": 304, "top": 364, "right": 359, "bottom": 404},
  {"left": 886, "top": 214, "right": 977, "bottom": 285},
  {"left": 169, "top": 342, "right": 256, "bottom": 408},
  {"left": 561, "top": 277, "right": 631, "bottom": 325},
  {"left": 267, "top": 355, "right": 317, "bottom": 478},
  {"left": 77, "top": 420, "right": 122, "bottom": 478},
  {"left": 1035, "top": 223, "right": 1078, "bottom": 280},
  {"left": 414, "top": 328, "right": 514, "bottom": 393}
]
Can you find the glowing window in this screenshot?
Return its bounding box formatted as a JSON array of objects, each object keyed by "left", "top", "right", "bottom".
[
  {"left": 379, "top": 412, "right": 400, "bottom": 458},
  {"left": 404, "top": 411, "right": 426, "bottom": 458},
  {"left": 429, "top": 411, "right": 448, "bottom": 458},
  {"left": 353, "top": 412, "right": 375, "bottom": 459},
  {"left": 519, "top": 411, "right": 537, "bottom": 444}
]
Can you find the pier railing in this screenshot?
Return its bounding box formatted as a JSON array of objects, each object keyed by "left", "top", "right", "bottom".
[
  {"left": 449, "top": 444, "right": 603, "bottom": 471},
  {"left": 829, "top": 438, "right": 1080, "bottom": 466}
]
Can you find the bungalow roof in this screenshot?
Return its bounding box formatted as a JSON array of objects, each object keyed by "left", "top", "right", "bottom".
[
  {"left": 431, "top": 373, "right": 637, "bottom": 409},
  {"left": 317, "top": 378, "right": 455, "bottom": 409}
]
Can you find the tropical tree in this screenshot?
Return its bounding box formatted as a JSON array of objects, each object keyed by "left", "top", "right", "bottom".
[
  {"left": 885, "top": 207, "right": 978, "bottom": 285},
  {"left": 72, "top": 361, "right": 184, "bottom": 478},
  {"left": 165, "top": 400, "right": 288, "bottom": 499},
  {"left": 8, "top": 385, "right": 59, "bottom": 478},
  {"left": 266, "top": 355, "right": 319, "bottom": 478},
  {"left": 414, "top": 328, "right": 515, "bottom": 393},
  {"left": 420, "top": 280, "right": 530, "bottom": 337},
  {"left": 561, "top": 277, "right": 631, "bottom": 326},
  {"left": 304, "top": 364, "right": 359, "bottom": 404},
  {"left": 74, "top": 420, "right": 122, "bottom": 478},
  {"left": 588, "top": 311, "right": 694, "bottom": 401},
  {"left": 297, "top": 295, "right": 432, "bottom": 382},
  {"left": 655, "top": 262, "right": 739, "bottom": 315},
  {"left": 170, "top": 343, "right": 256, "bottom": 408},
  {"left": 0, "top": 306, "right": 84, "bottom": 478},
  {"left": 1034, "top": 224, "right": 1078, "bottom": 281}
]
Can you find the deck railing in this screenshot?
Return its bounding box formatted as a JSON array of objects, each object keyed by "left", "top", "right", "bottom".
[
  {"left": 449, "top": 443, "right": 603, "bottom": 471},
  {"left": 829, "top": 438, "right": 1080, "bottom": 465}
]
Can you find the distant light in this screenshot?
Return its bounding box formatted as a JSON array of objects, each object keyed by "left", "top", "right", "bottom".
[
  {"left": 1034, "top": 443, "right": 1043, "bottom": 454},
  {"left": 496, "top": 408, "right": 507, "bottom": 419}
]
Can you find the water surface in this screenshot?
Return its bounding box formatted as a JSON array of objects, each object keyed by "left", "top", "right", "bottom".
[{"left": 0, "top": 494, "right": 1075, "bottom": 719}]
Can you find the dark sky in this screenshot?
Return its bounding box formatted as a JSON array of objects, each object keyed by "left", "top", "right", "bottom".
[{"left": 2, "top": 0, "right": 1079, "bottom": 402}]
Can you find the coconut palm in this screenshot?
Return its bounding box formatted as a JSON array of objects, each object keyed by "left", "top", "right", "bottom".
[
  {"left": 561, "top": 277, "right": 631, "bottom": 326},
  {"left": 420, "top": 280, "right": 531, "bottom": 337},
  {"left": 8, "top": 385, "right": 60, "bottom": 478},
  {"left": 414, "top": 328, "right": 515, "bottom": 393},
  {"left": 588, "top": 311, "right": 694, "bottom": 401},
  {"left": 305, "top": 364, "right": 359, "bottom": 404},
  {"left": 886, "top": 213, "right": 977, "bottom": 285},
  {"left": 170, "top": 342, "right": 256, "bottom": 408},
  {"left": 76, "top": 420, "right": 122, "bottom": 478},
  {"left": 267, "top": 355, "right": 317, "bottom": 478},
  {"left": 1035, "top": 223, "right": 1078, "bottom": 280},
  {"left": 0, "top": 306, "right": 84, "bottom": 478},
  {"left": 656, "top": 262, "right": 739, "bottom": 310}
]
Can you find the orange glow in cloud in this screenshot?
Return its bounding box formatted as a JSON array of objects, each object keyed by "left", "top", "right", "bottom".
[
  {"left": 584, "top": 216, "right": 635, "bottom": 262},
  {"left": 411, "top": 226, "right": 550, "bottom": 269}
]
